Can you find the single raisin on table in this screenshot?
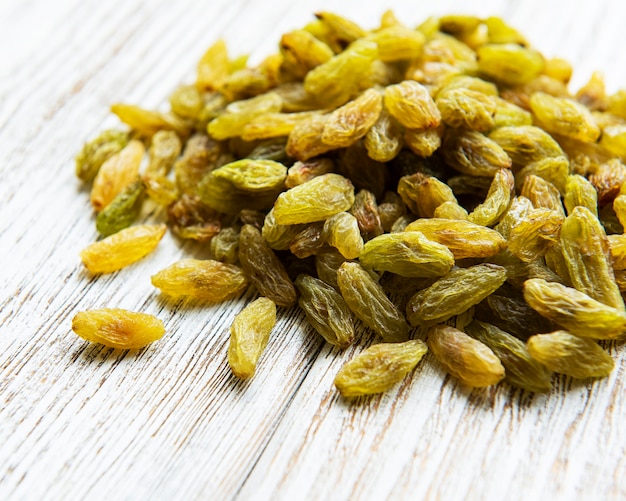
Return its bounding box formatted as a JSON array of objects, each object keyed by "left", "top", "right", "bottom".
[
  {"left": 72, "top": 308, "right": 165, "bottom": 350},
  {"left": 228, "top": 297, "right": 277, "bottom": 379},
  {"left": 334, "top": 340, "right": 428, "bottom": 397}
]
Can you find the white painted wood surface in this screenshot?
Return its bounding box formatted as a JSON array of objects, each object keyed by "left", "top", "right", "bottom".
[{"left": 2, "top": 0, "right": 626, "bottom": 499}]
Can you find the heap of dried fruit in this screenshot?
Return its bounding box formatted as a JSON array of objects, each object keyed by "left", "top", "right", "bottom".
[{"left": 72, "top": 11, "right": 626, "bottom": 398}]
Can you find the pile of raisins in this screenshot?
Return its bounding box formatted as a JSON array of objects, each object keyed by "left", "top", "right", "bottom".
[{"left": 73, "top": 12, "right": 626, "bottom": 397}]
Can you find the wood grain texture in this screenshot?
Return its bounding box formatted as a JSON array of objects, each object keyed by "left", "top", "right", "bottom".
[{"left": 1, "top": 0, "right": 626, "bottom": 499}]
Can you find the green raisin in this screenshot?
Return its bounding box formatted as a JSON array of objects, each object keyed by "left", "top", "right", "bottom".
[
  {"left": 442, "top": 129, "right": 512, "bottom": 177},
  {"left": 527, "top": 331, "right": 614, "bottom": 379},
  {"left": 523, "top": 278, "right": 626, "bottom": 339},
  {"left": 359, "top": 232, "right": 454, "bottom": 278},
  {"left": 406, "top": 264, "right": 507, "bottom": 327},
  {"left": 507, "top": 208, "right": 564, "bottom": 263},
  {"left": 169, "top": 85, "right": 204, "bottom": 120},
  {"left": 315, "top": 11, "right": 367, "bottom": 45},
  {"left": 337, "top": 262, "right": 409, "bottom": 343},
  {"left": 295, "top": 274, "right": 355, "bottom": 348},
  {"left": 478, "top": 293, "right": 557, "bottom": 340},
  {"left": 560, "top": 206, "right": 624, "bottom": 311},
  {"left": 404, "top": 219, "right": 507, "bottom": 259},
  {"left": 95, "top": 180, "right": 145, "bottom": 237},
  {"left": 279, "top": 29, "right": 334, "bottom": 79},
  {"left": 493, "top": 96, "right": 533, "bottom": 128},
  {"left": 334, "top": 340, "right": 428, "bottom": 397},
  {"left": 515, "top": 156, "right": 569, "bottom": 196},
  {"left": 210, "top": 227, "right": 240, "bottom": 264},
  {"left": 238, "top": 224, "right": 297, "bottom": 307},
  {"left": 466, "top": 320, "right": 552, "bottom": 392},
  {"left": 315, "top": 248, "right": 348, "bottom": 290},
  {"left": 304, "top": 39, "right": 378, "bottom": 108},
  {"left": 211, "top": 158, "right": 287, "bottom": 193},
  {"left": 75, "top": 129, "right": 129, "bottom": 182},
  {"left": 489, "top": 125, "right": 564, "bottom": 167},
  {"left": 477, "top": 43, "right": 544, "bottom": 86}
]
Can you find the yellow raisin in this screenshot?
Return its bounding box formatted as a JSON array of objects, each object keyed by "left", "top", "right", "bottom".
[
  {"left": 560, "top": 206, "right": 624, "bottom": 311},
  {"left": 404, "top": 219, "right": 507, "bottom": 259},
  {"left": 241, "top": 111, "right": 321, "bottom": 141},
  {"left": 384, "top": 80, "right": 441, "bottom": 129},
  {"left": 529, "top": 92, "right": 600, "bottom": 142},
  {"left": 322, "top": 212, "right": 363, "bottom": 259},
  {"left": 427, "top": 324, "right": 505, "bottom": 387},
  {"left": 71, "top": 308, "right": 165, "bottom": 350},
  {"left": 359, "top": 231, "right": 454, "bottom": 278},
  {"left": 366, "top": 25, "right": 425, "bottom": 62},
  {"left": 304, "top": 39, "right": 378, "bottom": 108},
  {"left": 468, "top": 168, "right": 515, "bottom": 226},
  {"left": 334, "top": 340, "right": 428, "bottom": 397},
  {"left": 406, "top": 264, "right": 507, "bottom": 327},
  {"left": 436, "top": 87, "right": 496, "bottom": 131},
  {"left": 272, "top": 173, "right": 355, "bottom": 225},
  {"left": 523, "top": 278, "right": 626, "bottom": 339},
  {"left": 80, "top": 224, "right": 166, "bottom": 274},
  {"left": 110, "top": 104, "right": 190, "bottom": 138},
  {"left": 207, "top": 92, "right": 282, "bottom": 140},
  {"left": 90, "top": 139, "right": 145, "bottom": 212},
  {"left": 364, "top": 107, "right": 403, "bottom": 162},
  {"left": 527, "top": 331, "right": 614, "bottom": 379},
  {"left": 477, "top": 43, "right": 544, "bottom": 86},
  {"left": 196, "top": 39, "right": 230, "bottom": 91},
  {"left": 321, "top": 88, "right": 383, "bottom": 148},
  {"left": 228, "top": 297, "right": 277, "bottom": 379},
  {"left": 404, "top": 127, "right": 443, "bottom": 157},
  {"left": 151, "top": 258, "right": 248, "bottom": 303}
]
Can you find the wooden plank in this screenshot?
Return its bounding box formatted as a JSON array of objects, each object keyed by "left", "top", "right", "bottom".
[{"left": 1, "top": 0, "right": 626, "bottom": 499}]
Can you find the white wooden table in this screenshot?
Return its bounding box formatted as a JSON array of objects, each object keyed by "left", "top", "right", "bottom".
[{"left": 2, "top": 0, "right": 626, "bottom": 499}]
